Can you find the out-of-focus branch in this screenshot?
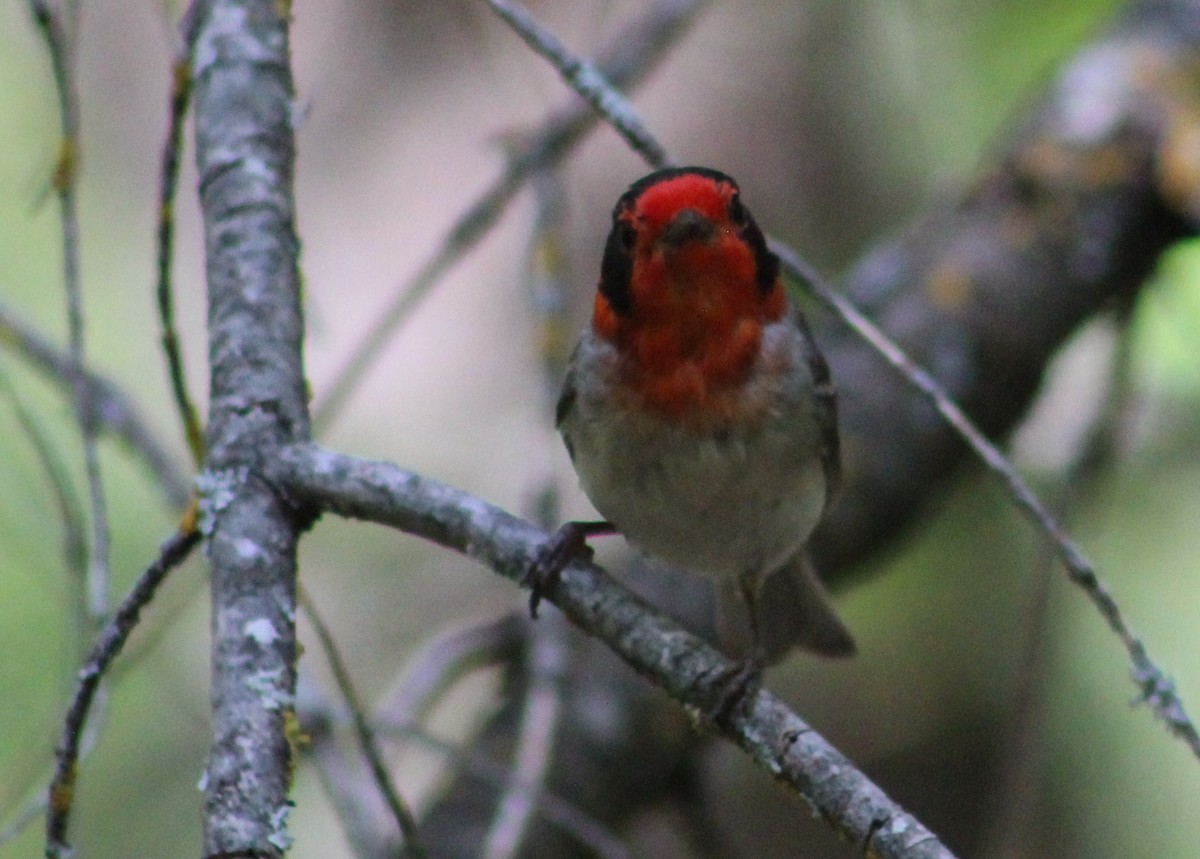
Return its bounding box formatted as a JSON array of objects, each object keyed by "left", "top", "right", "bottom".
[
  {"left": 299, "top": 616, "right": 524, "bottom": 859},
  {"left": 189, "top": 0, "right": 311, "bottom": 855},
  {"left": 0, "top": 299, "right": 192, "bottom": 507},
  {"left": 28, "top": 0, "right": 112, "bottom": 636},
  {"left": 267, "top": 442, "right": 959, "bottom": 859},
  {"left": 981, "top": 308, "right": 1137, "bottom": 859},
  {"left": 377, "top": 613, "right": 526, "bottom": 729},
  {"left": 480, "top": 612, "right": 569, "bottom": 859},
  {"left": 810, "top": 0, "right": 1200, "bottom": 577},
  {"left": 312, "top": 0, "right": 709, "bottom": 432},
  {"left": 300, "top": 589, "right": 426, "bottom": 858},
  {"left": 478, "top": 167, "right": 576, "bottom": 859},
  {"left": 0, "top": 361, "right": 89, "bottom": 663},
  {"left": 155, "top": 5, "right": 206, "bottom": 467},
  {"left": 298, "top": 638, "right": 633, "bottom": 859},
  {"left": 385, "top": 718, "right": 634, "bottom": 859}
]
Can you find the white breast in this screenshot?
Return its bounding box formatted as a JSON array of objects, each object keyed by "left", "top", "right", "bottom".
[{"left": 560, "top": 320, "right": 827, "bottom": 580}]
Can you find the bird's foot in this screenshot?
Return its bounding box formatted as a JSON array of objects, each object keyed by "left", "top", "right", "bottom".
[
  {"left": 701, "top": 650, "right": 766, "bottom": 729},
  {"left": 523, "top": 520, "right": 613, "bottom": 618}
]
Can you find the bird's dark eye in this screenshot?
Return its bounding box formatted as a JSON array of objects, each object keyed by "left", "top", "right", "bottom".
[{"left": 728, "top": 192, "right": 748, "bottom": 225}]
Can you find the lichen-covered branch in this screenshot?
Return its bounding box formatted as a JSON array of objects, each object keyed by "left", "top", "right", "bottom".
[
  {"left": 190, "top": 1, "right": 310, "bottom": 855},
  {"left": 268, "top": 443, "right": 958, "bottom": 859}
]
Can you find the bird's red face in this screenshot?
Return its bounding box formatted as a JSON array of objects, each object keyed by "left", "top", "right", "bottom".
[{"left": 593, "top": 168, "right": 786, "bottom": 423}]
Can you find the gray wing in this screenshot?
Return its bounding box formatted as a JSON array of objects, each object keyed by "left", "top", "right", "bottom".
[
  {"left": 796, "top": 311, "right": 840, "bottom": 507},
  {"left": 554, "top": 347, "right": 580, "bottom": 461}
]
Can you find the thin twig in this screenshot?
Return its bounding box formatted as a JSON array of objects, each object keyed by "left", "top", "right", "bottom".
[
  {"left": 155, "top": 11, "right": 205, "bottom": 467},
  {"left": 478, "top": 171, "right": 575, "bottom": 859},
  {"left": 269, "top": 443, "right": 958, "bottom": 859},
  {"left": 311, "top": 0, "right": 706, "bottom": 432},
  {"left": 982, "top": 309, "right": 1137, "bottom": 859},
  {"left": 377, "top": 613, "right": 525, "bottom": 729},
  {"left": 300, "top": 657, "right": 633, "bottom": 859},
  {"left": 484, "top": 0, "right": 671, "bottom": 168},
  {"left": 482, "top": 614, "right": 569, "bottom": 859},
  {"left": 0, "top": 361, "right": 89, "bottom": 666},
  {"left": 301, "top": 617, "right": 521, "bottom": 859},
  {"left": 777, "top": 243, "right": 1200, "bottom": 759},
  {"left": 299, "top": 672, "right": 403, "bottom": 859},
  {"left": 375, "top": 722, "right": 633, "bottom": 859},
  {"left": 45, "top": 522, "right": 201, "bottom": 858},
  {"left": 300, "top": 588, "right": 427, "bottom": 859},
  {"left": 0, "top": 297, "right": 191, "bottom": 508},
  {"left": 29, "top": 0, "right": 112, "bottom": 634},
  {"left": 482, "top": 0, "right": 1200, "bottom": 763}
]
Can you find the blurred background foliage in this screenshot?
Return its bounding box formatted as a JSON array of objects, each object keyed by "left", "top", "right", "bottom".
[{"left": 1, "top": 0, "right": 1197, "bottom": 857}]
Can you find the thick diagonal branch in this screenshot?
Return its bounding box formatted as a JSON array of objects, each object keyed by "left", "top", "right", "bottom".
[{"left": 268, "top": 443, "right": 958, "bottom": 859}]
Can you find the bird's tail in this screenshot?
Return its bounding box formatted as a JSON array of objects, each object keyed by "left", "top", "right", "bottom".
[{"left": 716, "top": 553, "right": 855, "bottom": 664}]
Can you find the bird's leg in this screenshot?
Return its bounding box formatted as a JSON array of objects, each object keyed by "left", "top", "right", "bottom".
[
  {"left": 523, "top": 520, "right": 615, "bottom": 618},
  {"left": 703, "top": 572, "right": 767, "bottom": 726}
]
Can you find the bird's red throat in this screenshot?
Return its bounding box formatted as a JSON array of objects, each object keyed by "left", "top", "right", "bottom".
[{"left": 593, "top": 238, "right": 787, "bottom": 426}]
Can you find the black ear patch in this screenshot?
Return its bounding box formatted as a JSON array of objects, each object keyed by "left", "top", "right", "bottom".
[
  {"left": 598, "top": 215, "right": 635, "bottom": 315},
  {"left": 736, "top": 206, "right": 779, "bottom": 295}
]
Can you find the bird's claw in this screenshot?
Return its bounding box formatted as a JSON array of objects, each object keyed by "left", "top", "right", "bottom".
[
  {"left": 701, "top": 651, "right": 765, "bottom": 728},
  {"left": 523, "top": 522, "right": 598, "bottom": 619}
]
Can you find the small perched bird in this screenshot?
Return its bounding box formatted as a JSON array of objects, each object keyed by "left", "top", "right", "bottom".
[{"left": 540, "top": 166, "right": 853, "bottom": 664}]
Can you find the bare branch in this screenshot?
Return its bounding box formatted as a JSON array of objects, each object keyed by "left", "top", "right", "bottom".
[
  {"left": 377, "top": 614, "right": 525, "bottom": 729},
  {"left": 481, "top": 614, "right": 569, "bottom": 859},
  {"left": 189, "top": 0, "right": 311, "bottom": 855},
  {"left": 28, "top": 0, "right": 112, "bottom": 636},
  {"left": 268, "top": 443, "right": 959, "bottom": 859},
  {"left": 778, "top": 242, "right": 1200, "bottom": 759},
  {"left": 45, "top": 523, "right": 201, "bottom": 858},
  {"left": 484, "top": 0, "right": 671, "bottom": 168},
  {"left": 300, "top": 589, "right": 426, "bottom": 858},
  {"left": 155, "top": 8, "right": 206, "bottom": 467},
  {"left": 0, "top": 298, "right": 191, "bottom": 507}
]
